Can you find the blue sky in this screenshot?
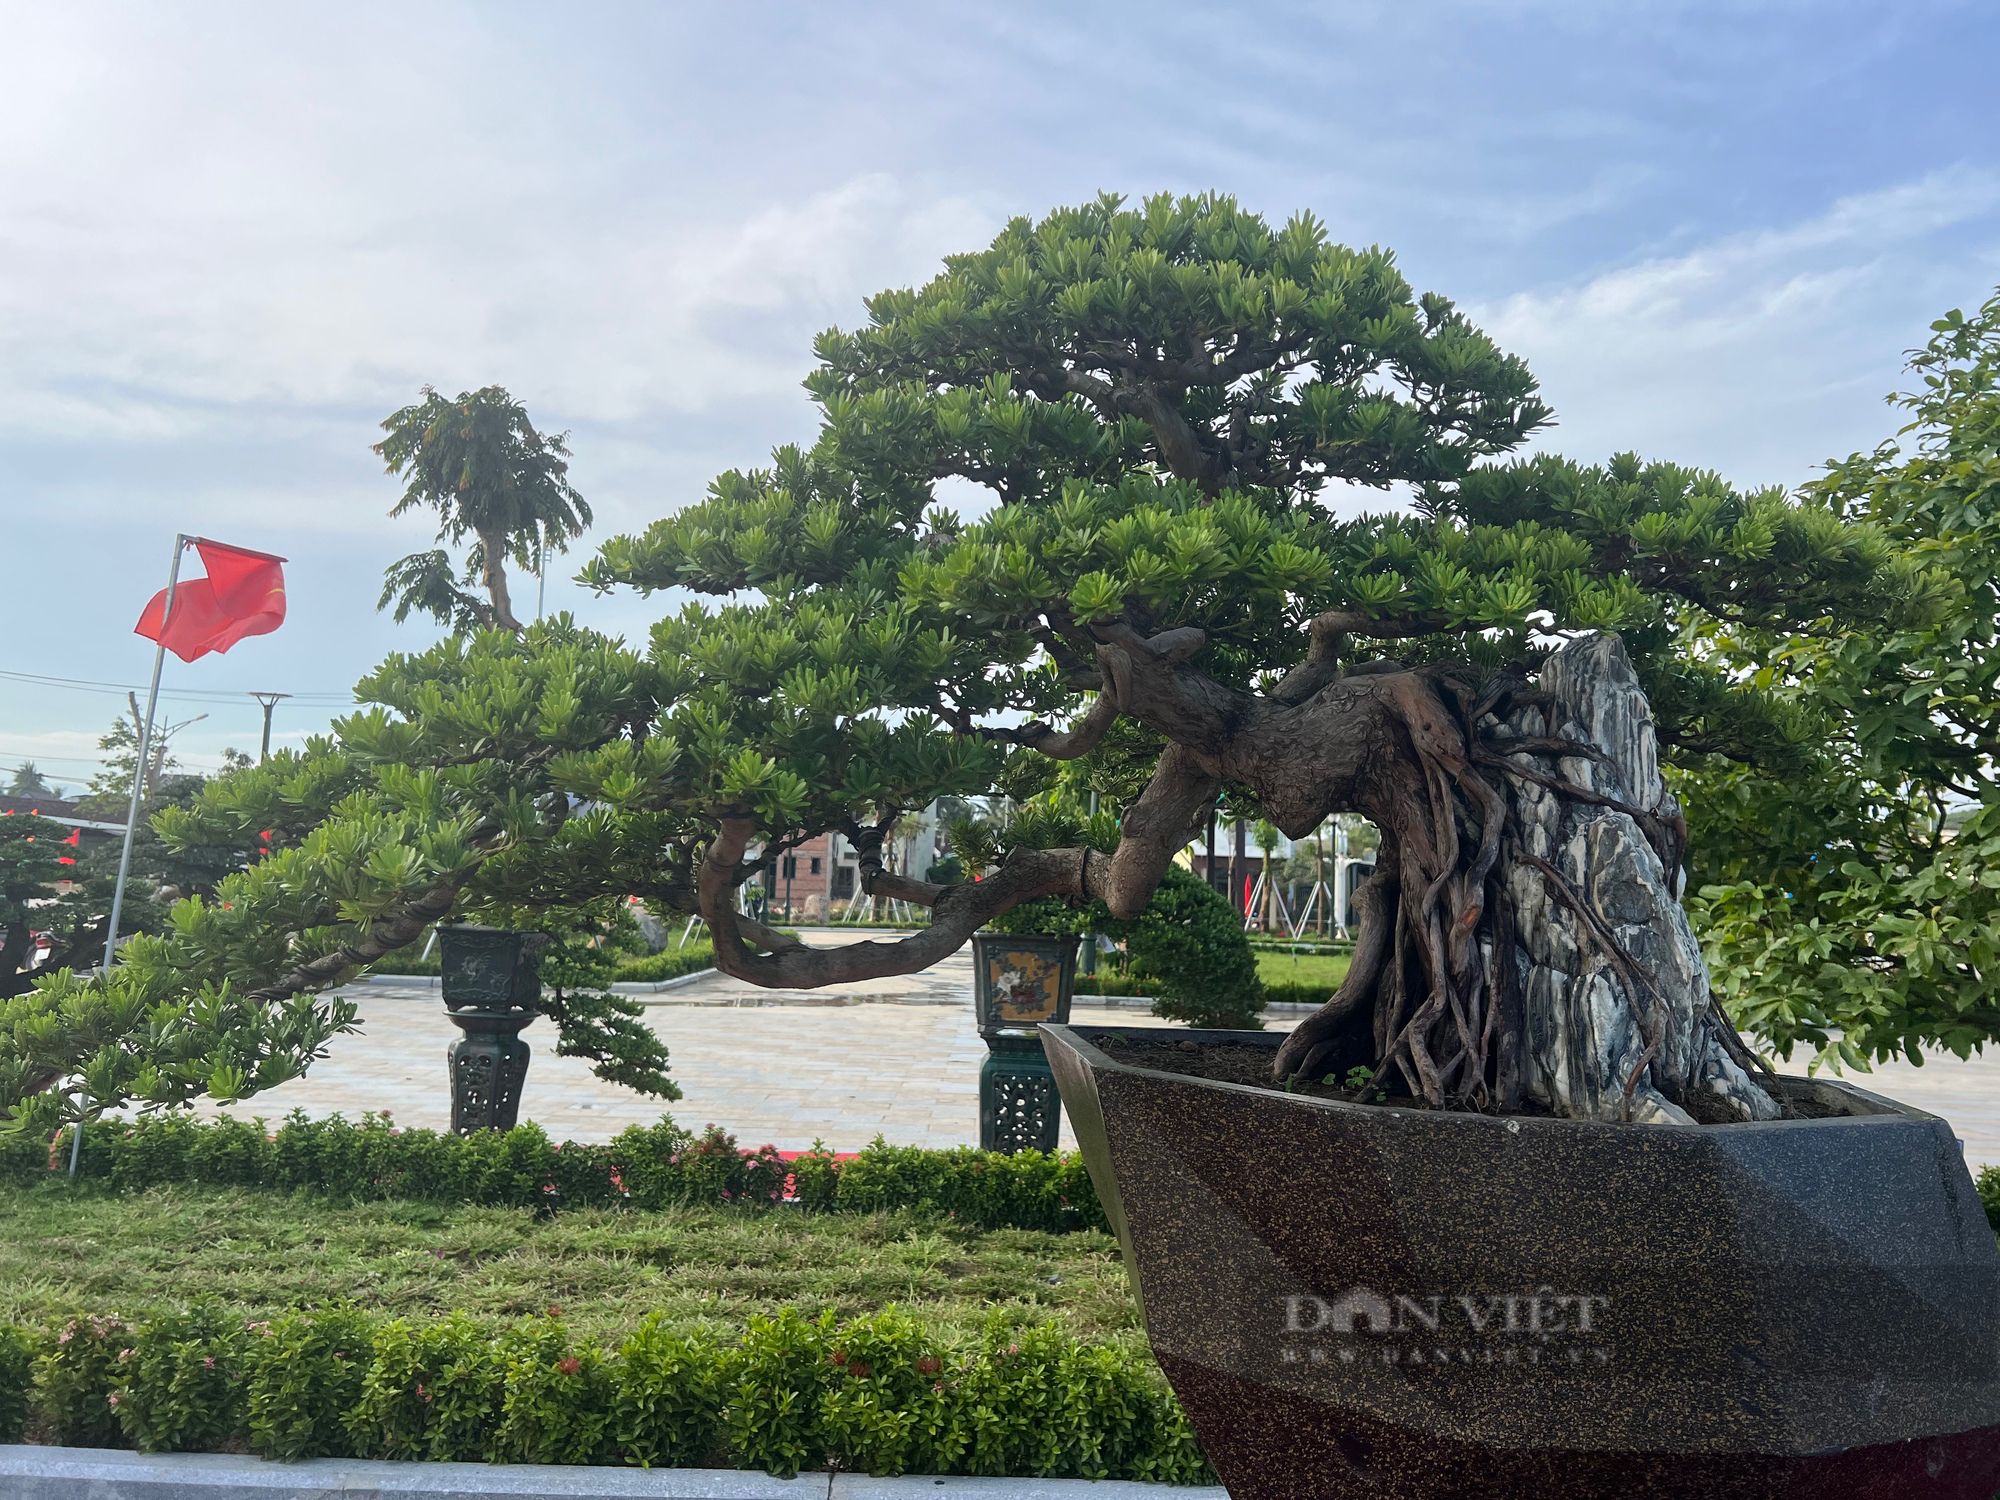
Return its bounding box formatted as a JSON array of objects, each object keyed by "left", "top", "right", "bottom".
[{"left": 2, "top": 1, "right": 1996, "bottom": 789}]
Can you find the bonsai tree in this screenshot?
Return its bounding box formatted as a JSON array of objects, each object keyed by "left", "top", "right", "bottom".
[
  {"left": 0, "top": 195, "right": 1934, "bottom": 1134},
  {"left": 376, "top": 385, "right": 591, "bottom": 632},
  {"left": 580, "top": 194, "right": 1922, "bottom": 1122}
]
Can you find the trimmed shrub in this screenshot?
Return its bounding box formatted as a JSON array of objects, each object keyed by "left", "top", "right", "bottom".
[
  {"left": 726, "top": 1308, "right": 835, "bottom": 1478},
  {"left": 995, "top": 866, "right": 1264, "bottom": 1029},
  {"left": 36, "top": 1313, "right": 135, "bottom": 1448},
  {"left": 15, "top": 1302, "right": 1212, "bottom": 1484},
  {"left": 0, "top": 1125, "right": 51, "bottom": 1186},
  {"left": 491, "top": 1316, "right": 617, "bottom": 1465},
  {"left": 0, "top": 1322, "right": 35, "bottom": 1444},
  {"left": 788, "top": 1142, "right": 841, "bottom": 1213},
  {"left": 111, "top": 1301, "right": 246, "bottom": 1454},
  {"left": 21, "top": 1109, "right": 1110, "bottom": 1236},
  {"left": 613, "top": 943, "right": 717, "bottom": 984},
  {"left": 346, "top": 1311, "right": 500, "bottom": 1462},
  {"left": 46, "top": 1123, "right": 113, "bottom": 1183},
  {"left": 817, "top": 1307, "right": 959, "bottom": 1477},
  {"left": 1119, "top": 867, "right": 1265, "bottom": 1029},
  {"left": 245, "top": 1306, "right": 375, "bottom": 1460},
  {"left": 1979, "top": 1165, "right": 2000, "bottom": 1234},
  {"left": 614, "top": 1317, "right": 727, "bottom": 1469},
  {"left": 107, "top": 1112, "right": 200, "bottom": 1190},
  {"left": 184, "top": 1114, "right": 273, "bottom": 1187},
  {"left": 603, "top": 1116, "right": 694, "bottom": 1209},
  {"left": 834, "top": 1140, "right": 1106, "bottom": 1234}
]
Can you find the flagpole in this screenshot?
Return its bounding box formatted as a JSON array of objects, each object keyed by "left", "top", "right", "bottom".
[{"left": 75, "top": 534, "right": 188, "bottom": 1178}]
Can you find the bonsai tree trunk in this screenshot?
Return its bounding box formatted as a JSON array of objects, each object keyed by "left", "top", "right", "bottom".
[{"left": 697, "top": 629, "right": 1780, "bottom": 1125}]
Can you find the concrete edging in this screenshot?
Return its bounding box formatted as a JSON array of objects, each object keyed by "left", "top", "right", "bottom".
[
  {"left": 612, "top": 968, "right": 718, "bottom": 995},
  {"left": 0, "top": 1446, "right": 1225, "bottom": 1499}
]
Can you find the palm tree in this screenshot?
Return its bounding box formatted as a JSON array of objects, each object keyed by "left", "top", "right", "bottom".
[
  {"left": 5, "top": 762, "right": 50, "bottom": 797},
  {"left": 375, "top": 386, "right": 591, "bottom": 632}
]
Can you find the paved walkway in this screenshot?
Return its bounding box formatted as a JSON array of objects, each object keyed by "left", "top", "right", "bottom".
[
  {"left": 192, "top": 931, "right": 1230, "bottom": 1151},
  {"left": 189, "top": 929, "right": 2000, "bottom": 1167}
]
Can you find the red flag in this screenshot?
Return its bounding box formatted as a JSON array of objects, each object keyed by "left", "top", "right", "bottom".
[{"left": 135, "top": 539, "right": 287, "bottom": 663}]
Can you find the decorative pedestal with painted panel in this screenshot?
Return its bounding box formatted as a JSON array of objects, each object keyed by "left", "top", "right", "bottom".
[
  {"left": 438, "top": 925, "right": 548, "bottom": 1135},
  {"left": 971, "top": 931, "right": 1078, "bottom": 1154}
]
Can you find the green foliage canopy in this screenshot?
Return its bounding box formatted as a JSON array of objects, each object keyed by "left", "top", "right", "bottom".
[{"left": 1687, "top": 292, "right": 2000, "bottom": 1068}]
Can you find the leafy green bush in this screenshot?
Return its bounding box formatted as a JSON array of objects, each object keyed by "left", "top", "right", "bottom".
[
  {"left": 491, "top": 1315, "right": 617, "bottom": 1465},
  {"left": 1978, "top": 1165, "right": 2000, "bottom": 1234},
  {"left": 1118, "top": 868, "right": 1265, "bottom": 1029},
  {"left": 347, "top": 1311, "right": 499, "bottom": 1462},
  {"left": 36, "top": 1313, "right": 134, "bottom": 1447},
  {"left": 111, "top": 1301, "right": 246, "bottom": 1454},
  {"left": 11, "top": 1302, "right": 1209, "bottom": 1482},
  {"left": 0, "top": 1125, "right": 49, "bottom": 1184},
  {"left": 727, "top": 1307, "right": 835, "bottom": 1477},
  {"left": 614, "top": 1317, "right": 727, "bottom": 1468},
  {"left": 613, "top": 942, "right": 717, "bottom": 983},
  {"left": 0, "top": 1322, "right": 35, "bottom": 1444},
  {"left": 245, "top": 1306, "right": 374, "bottom": 1460},
  {"left": 14, "top": 1109, "right": 1109, "bottom": 1234},
  {"left": 1072, "top": 973, "right": 1147, "bottom": 997},
  {"left": 817, "top": 1306, "right": 959, "bottom": 1477},
  {"left": 834, "top": 1140, "right": 1106, "bottom": 1234}
]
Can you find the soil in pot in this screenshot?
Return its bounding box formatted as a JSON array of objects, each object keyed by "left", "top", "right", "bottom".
[{"left": 1093, "top": 1032, "right": 1859, "bottom": 1123}]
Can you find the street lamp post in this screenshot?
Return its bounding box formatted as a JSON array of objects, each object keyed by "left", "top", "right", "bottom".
[{"left": 249, "top": 692, "right": 290, "bottom": 763}]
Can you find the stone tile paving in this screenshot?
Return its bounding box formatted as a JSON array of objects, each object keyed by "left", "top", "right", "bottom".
[
  {"left": 189, "top": 928, "right": 2000, "bottom": 1167},
  {"left": 191, "top": 931, "right": 1252, "bottom": 1151}
]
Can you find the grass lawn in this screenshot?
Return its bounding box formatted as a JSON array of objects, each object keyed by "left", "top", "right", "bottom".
[
  {"left": 1255, "top": 949, "right": 1350, "bottom": 990},
  {"left": 0, "top": 1184, "right": 1142, "bottom": 1352}
]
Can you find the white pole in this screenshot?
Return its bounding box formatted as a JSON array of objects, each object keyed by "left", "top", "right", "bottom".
[{"left": 79, "top": 534, "right": 188, "bottom": 1177}]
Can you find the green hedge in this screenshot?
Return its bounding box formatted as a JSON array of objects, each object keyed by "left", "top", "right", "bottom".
[
  {"left": 3, "top": 1302, "right": 1208, "bottom": 1481},
  {"left": 1072, "top": 974, "right": 1335, "bottom": 1009},
  {"left": 369, "top": 941, "right": 717, "bottom": 983},
  {"left": 1979, "top": 1166, "right": 2000, "bottom": 1233},
  {"left": 612, "top": 942, "right": 717, "bottom": 984},
  {"left": 9, "top": 1112, "right": 1106, "bottom": 1234}
]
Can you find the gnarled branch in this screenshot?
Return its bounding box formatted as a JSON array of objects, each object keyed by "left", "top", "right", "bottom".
[{"left": 248, "top": 878, "right": 464, "bottom": 1003}]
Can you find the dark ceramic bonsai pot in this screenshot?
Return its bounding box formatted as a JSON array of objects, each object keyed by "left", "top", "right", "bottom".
[{"left": 1041, "top": 1023, "right": 2000, "bottom": 1500}]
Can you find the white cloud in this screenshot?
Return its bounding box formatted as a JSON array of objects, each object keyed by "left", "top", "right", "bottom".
[{"left": 1480, "top": 167, "right": 2000, "bottom": 483}]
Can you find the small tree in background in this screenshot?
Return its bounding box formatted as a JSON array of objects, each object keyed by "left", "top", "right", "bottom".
[
  {"left": 376, "top": 385, "right": 592, "bottom": 632},
  {"left": 5, "top": 764, "right": 51, "bottom": 797}
]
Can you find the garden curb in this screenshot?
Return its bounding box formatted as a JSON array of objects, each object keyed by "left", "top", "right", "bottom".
[{"left": 0, "top": 1447, "right": 1228, "bottom": 1499}]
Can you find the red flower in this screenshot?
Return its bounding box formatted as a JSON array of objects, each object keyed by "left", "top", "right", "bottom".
[
  {"left": 556, "top": 1356, "right": 582, "bottom": 1377},
  {"left": 917, "top": 1356, "right": 941, "bottom": 1375}
]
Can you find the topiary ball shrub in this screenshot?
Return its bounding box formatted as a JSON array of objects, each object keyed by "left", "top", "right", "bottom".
[
  {"left": 111, "top": 1300, "right": 247, "bottom": 1454},
  {"left": 1117, "top": 866, "right": 1266, "bottom": 1030}
]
